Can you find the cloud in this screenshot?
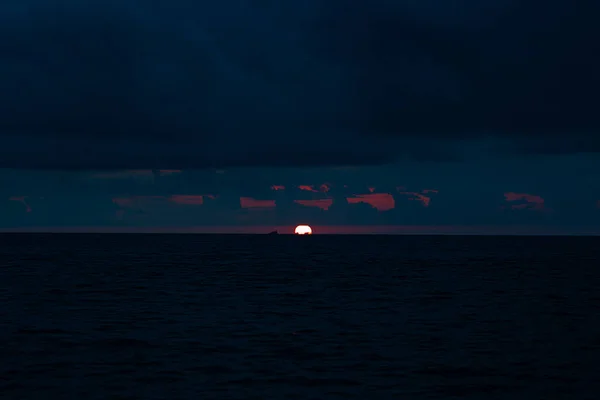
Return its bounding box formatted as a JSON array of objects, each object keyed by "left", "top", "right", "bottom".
[
  {"left": 0, "top": 1, "right": 598, "bottom": 169},
  {"left": 294, "top": 199, "right": 333, "bottom": 211},
  {"left": 397, "top": 190, "right": 437, "bottom": 207},
  {"left": 168, "top": 195, "right": 204, "bottom": 205},
  {"left": 3, "top": 163, "right": 600, "bottom": 230},
  {"left": 240, "top": 197, "right": 276, "bottom": 209},
  {"left": 504, "top": 192, "right": 546, "bottom": 211},
  {"left": 347, "top": 193, "right": 395, "bottom": 211},
  {"left": 336, "top": 1, "right": 600, "bottom": 144},
  {"left": 298, "top": 185, "right": 319, "bottom": 193},
  {"left": 8, "top": 196, "right": 32, "bottom": 212}
]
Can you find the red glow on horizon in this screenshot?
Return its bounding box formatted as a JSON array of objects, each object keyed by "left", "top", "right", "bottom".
[{"left": 4, "top": 225, "right": 599, "bottom": 235}]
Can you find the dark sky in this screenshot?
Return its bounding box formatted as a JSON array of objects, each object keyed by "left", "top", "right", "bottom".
[{"left": 1, "top": 0, "right": 599, "bottom": 233}]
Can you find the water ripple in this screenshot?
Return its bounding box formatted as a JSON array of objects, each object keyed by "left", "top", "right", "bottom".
[{"left": 1, "top": 233, "right": 599, "bottom": 399}]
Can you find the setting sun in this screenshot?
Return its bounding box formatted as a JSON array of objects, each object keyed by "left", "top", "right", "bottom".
[{"left": 294, "top": 225, "right": 313, "bottom": 235}]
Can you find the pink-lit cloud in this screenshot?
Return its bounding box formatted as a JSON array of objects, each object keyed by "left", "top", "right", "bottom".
[
  {"left": 298, "top": 185, "right": 319, "bottom": 192},
  {"left": 347, "top": 193, "right": 395, "bottom": 211},
  {"left": 271, "top": 185, "right": 285, "bottom": 191},
  {"left": 169, "top": 195, "right": 204, "bottom": 205},
  {"left": 397, "top": 189, "right": 438, "bottom": 207},
  {"left": 294, "top": 199, "right": 333, "bottom": 210},
  {"left": 297, "top": 184, "right": 332, "bottom": 193},
  {"left": 240, "top": 197, "right": 276, "bottom": 209},
  {"left": 504, "top": 192, "right": 546, "bottom": 211}
]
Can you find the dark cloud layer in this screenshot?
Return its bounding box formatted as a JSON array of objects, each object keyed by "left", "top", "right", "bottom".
[{"left": 0, "top": 0, "right": 598, "bottom": 169}]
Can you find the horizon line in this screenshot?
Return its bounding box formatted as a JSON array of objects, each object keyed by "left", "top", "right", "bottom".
[{"left": 0, "top": 225, "right": 598, "bottom": 236}]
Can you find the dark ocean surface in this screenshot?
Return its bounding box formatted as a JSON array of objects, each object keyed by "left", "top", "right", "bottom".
[{"left": 1, "top": 233, "right": 600, "bottom": 399}]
